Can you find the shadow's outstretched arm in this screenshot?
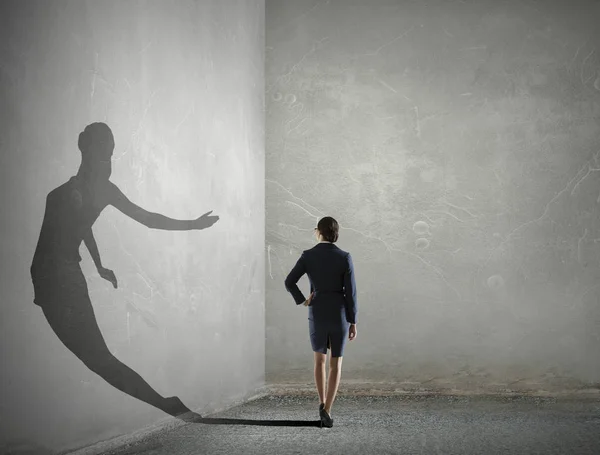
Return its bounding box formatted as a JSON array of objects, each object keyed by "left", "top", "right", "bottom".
[{"left": 107, "top": 182, "right": 218, "bottom": 230}]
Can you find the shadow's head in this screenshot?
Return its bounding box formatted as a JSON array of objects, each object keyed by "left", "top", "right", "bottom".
[
  {"left": 78, "top": 122, "right": 115, "bottom": 180},
  {"left": 315, "top": 216, "right": 339, "bottom": 243}
]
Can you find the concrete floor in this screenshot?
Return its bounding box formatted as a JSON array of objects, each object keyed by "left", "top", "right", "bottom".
[{"left": 74, "top": 389, "right": 600, "bottom": 455}]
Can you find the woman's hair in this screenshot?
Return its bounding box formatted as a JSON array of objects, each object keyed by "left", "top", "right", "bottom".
[{"left": 317, "top": 216, "right": 339, "bottom": 243}]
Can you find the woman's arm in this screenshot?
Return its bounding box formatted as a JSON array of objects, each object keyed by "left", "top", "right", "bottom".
[
  {"left": 343, "top": 253, "right": 358, "bottom": 324},
  {"left": 107, "top": 182, "right": 217, "bottom": 230},
  {"left": 284, "top": 252, "right": 309, "bottom": 305}
]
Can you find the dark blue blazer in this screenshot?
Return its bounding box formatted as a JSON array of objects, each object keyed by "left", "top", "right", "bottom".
[{"left": 284, "top": 242, "right": 358, "bottom": 326}]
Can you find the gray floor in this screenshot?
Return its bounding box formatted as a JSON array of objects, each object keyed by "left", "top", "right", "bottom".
[{"left": 90, "top": 393, "right": 600, "bottom": 455}]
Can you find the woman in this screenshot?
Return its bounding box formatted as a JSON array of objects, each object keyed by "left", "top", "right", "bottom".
[
  {"left": 284, "top": 216, "right": 358, "bottom": 428},
  {"left": 30, "top": 122, "right": 219, "bottom": 418}
]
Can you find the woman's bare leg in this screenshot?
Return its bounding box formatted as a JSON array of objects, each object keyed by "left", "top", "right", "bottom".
[
  {"left": 324, "top": 356, "right": 342, "bottom": 415},
  {"left": 314, "top": 351, "right": 327, "bottom": 404}
]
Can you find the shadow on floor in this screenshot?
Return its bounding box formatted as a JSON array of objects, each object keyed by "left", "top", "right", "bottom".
[{"left": 180, "top": 412, "right": 321, "bottom": 427}]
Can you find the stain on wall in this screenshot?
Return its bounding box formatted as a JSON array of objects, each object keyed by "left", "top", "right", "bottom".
[
  {"left": 0, "top": 0, "right": 265, "bottom": 453},
  {"left": 266, "top": 0, "right": 600, "bottom": 389}
]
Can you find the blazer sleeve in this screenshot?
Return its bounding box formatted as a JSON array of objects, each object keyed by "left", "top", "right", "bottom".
[
  {"left": 284, "top": 252, "right": 308, "bottom": 305},
  {"left": 343, "top": 253, "right": 358, "bottom": 324}
]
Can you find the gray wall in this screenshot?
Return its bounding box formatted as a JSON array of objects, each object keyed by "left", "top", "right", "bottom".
[
  {"left": 0, "top": 0, "right": 264, "bottom": 453},
  {"left": 266, "top": 0, "right": 600, "bottom": 389}
]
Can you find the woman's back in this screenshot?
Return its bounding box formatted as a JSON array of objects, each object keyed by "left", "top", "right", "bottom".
[
  {"left": 285, "top": 241, "right": 357, "bottom": 328},
  {"left": 303, "top": 242, "right": 348, "bottom": 295}
]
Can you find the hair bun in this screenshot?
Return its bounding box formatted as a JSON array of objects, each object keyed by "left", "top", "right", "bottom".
[{"left": 78, "top": 122, "right": 112, "bottom": 153}]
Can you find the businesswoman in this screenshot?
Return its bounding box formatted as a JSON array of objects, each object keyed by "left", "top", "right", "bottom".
[{"left": 284, "top": 216, "right": 358, "bottom": 428}]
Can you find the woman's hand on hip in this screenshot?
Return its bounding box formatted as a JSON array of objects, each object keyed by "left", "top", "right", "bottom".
[{"left": 303, "top": 292, "right": 314, "bottom": 306}]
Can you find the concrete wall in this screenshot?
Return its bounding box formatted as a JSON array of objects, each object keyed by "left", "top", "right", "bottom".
[
  {"left": 0, "top": 0, "right": 264, "bottom": 453},
  {"left": 266, "top": 0, "right": 600, "bottom": 390}
]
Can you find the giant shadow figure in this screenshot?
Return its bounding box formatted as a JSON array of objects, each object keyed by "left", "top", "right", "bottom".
[
  {"left": 30, "top": 122, "right": 219, "bottom": 419},
  {"left": 30, "top": 122, "right": 323, "bottom": 428}
]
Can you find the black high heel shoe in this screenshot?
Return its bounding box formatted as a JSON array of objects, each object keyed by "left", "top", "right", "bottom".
[{"left": 320, "top": 407, "right": 333, "bottom": 428}]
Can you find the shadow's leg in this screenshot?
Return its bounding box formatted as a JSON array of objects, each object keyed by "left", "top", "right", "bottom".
[{"left": 41, "top": 295, "right": 190, "bottom": 417}]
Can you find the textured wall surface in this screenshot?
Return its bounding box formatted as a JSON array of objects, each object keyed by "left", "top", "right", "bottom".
[
  {"left": 266, "top": 0, "right": 600, "bottom": 388},
  {"left": 0, "top": 0, "right": 264, "bottom": 453}
]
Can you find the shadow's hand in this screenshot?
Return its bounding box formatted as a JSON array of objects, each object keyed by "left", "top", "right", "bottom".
[
  {"left": 98, "top": 267, "right": 118, "bottom": 289},
  {"left": 191, "top": 210, "right": 220, "bottom": 230}
]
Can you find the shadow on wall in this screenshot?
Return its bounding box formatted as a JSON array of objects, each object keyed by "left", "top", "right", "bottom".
[
  {"left": 29, "top": 122, "right": 220, "bottom": 421},
  {"left": 28, "top": 122, "right": 319, "bottom": 428}
]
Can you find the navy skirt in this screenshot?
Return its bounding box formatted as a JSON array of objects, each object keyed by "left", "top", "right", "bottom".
[
  {"left": 309, "top": 318, "right": 350, "bottom": 357},
  {"left": 308, "top": 296, "right": 350, "bottom": 357}
]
